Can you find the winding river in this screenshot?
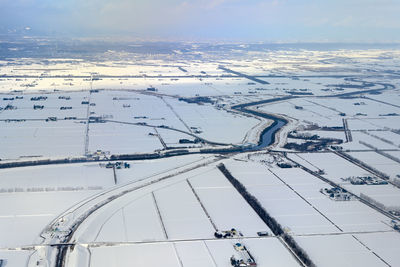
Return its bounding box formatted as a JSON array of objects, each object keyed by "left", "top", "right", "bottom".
[{"left": 231, "top": 97, "right": 290, "bottom": 150}]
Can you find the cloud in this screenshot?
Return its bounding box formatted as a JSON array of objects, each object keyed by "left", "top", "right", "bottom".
[{"left": 0, "top": 0, "right": 399, "bottom": 41}]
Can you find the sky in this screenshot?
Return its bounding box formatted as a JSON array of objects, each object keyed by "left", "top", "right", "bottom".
[{"left": 1, "top": 0, "right": 400, "bottom": 42}]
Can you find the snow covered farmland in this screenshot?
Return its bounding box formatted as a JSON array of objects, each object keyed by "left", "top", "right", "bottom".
[
  {"left": 0, "top": 89, "right": 262, "bottom": 160},
  {"left": 71, "top": 238, "right": 300, "bottom": 267},
  {"left": 1, "top": 44, "right": 400, "bottom": 267}
]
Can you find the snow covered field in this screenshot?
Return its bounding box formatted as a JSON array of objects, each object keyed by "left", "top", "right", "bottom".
[
  {"left": 62, "top": 163, "right": 275, "bottom": 244},
  {"left": 354, "top": 232, "right": 400, "bottom": 266},
  {"left": 0, "top": 163, "right": 113, "bottom": 191},
  {"left": 189, "top": 167, "right": 271, "bottom": 237},
  {"left": 224, "top": 160, "right": 341, "bottom": 235},
  {"left": 294, "top": 234, "right": 390, "bottom": 267},
  {"left": 0, "top": 190, "right": 102, "bottom": 248},
  {"left": 1, "top": 46, "right": 400, "bottom": 267},
  {"left": 0, "top": 120, "right": 86, "bottom": 160},
  {"left": 348, "top": 151, "right": 400, "bottom": 179},
  {"left": 224, "top": 158, "right": 393, "bottom": 234},
  {"left": 296, "top": 152, "right": 400, "bottom": 211},
  {"left": 0, "top": 155, "right": 213, "bottom": 248},
  {"left": 69, "top": 238, "right": 301, "bottom": 267}
]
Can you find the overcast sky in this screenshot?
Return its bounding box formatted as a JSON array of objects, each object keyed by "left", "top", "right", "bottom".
[{"left": 1, "top": 0, "right": 400, "bottom": 42}]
